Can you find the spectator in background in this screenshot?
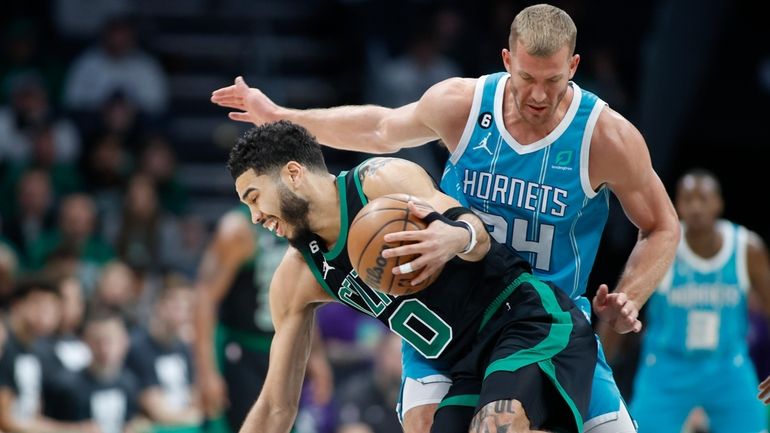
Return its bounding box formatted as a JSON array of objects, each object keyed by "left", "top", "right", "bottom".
[
  {"left": 91, "top": 261, "right": 140, "bottom": 327},
  {"left": 83, "top": 132, "right": 132, "bottom": 218},
  {"left": 53, "top": 0, "right": 132, "bottom": 41},
  {"left": 0, "top": 279, "right": 95, "bottom": 433},
  {"left": 140, "top": 135, "right": 189, "bottom": 216},
  {"left": 1, "top": 170, "right": 55, "bottom": 268},
  {"left": 28, "top": 193, "right": 113, "bottom": 271},
  {"left": 0, "top": 72, "right": 80, "bottom": 163},
  {"left": 0, "top": 243, "right": 17, "bottom": 305},
  {"left": 365, "top": 28, "right": 460, "bottom": 180},
  {"left": 0, "top": 19, "right": 65, "bottom": 105},
  {"left": 127, "top": 284, "right": 201, "bottom": 429},
  {"left": 104, "top": 173, "right": 182, "bottom": 273},
  {"left": 64, "top": 15, "right": 169, "bottom": 116},
  {"left": 316, "top": 303, "right": 386, "bottom": 388},
  {"left": 59, "top": 310, "right": 147, "bottom": 433},
  {"left": 336, "top": 333, "right": 403, "bottom": 433}
]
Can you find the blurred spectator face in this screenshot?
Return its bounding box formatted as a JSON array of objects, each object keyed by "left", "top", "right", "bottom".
[
  {"left": 156, "top": 286, "right": 193, "bottom": 336},
  {"left": 102, "top": 94, "right": 137, "bottom": 134},
  {"left": 11, "top": 77, "right": 48, "bottom": 122},
  {"left": 60, "top": 194, "right": 97, "bottom": 242},
  {"left": 141, "top": 137, "right": 176, "bottom": 182},
  {"left": 60, "top": 277, "right": 85, "bottom": 333},
  {"left": 103, "top": 20, "right": 136, "bottom": 57},
  {"left": 0, "top": 244, "right": 18, "bottom": 299},
  {"left": 84, "top": 317, "right": 129, "bottom": 374},
  {"left": 126, "top": 174, "right": 158, "bottom": 220},
  {"left": 96, "top": 261, "right": 135, "bottom": 308},
  {"left": 17, "top": 169, "right": 52, "bottom": 218},
  {"left": 14, "top": 288, "right": 62, "bottom": 338},
  {"left": 31, "top": 126, "right": 57, "bottom": 166},
  {"left": 90, "top": 134, "right": 127, "bottom": 182}
]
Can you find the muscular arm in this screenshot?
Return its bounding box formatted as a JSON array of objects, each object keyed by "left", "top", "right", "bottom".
[
  {"left": 211, "top": 76, "right": 474, "bottom": 153},
  {"left": 192, "top": 211, "right": 255, "bottom": 415},
  {"left": 357, "top": 158, "right": 491, "bottom": 284},
  {"left": 238, "top": 249, "right": 331, "bottom": 433},
  {"left": 591, "top": 108, "right": 681, "bottom": 332}
]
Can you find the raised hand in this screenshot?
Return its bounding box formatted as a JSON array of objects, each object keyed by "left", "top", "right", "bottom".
[
  {"left": 593, "top": 284, "right": 643, "bottom": 334},
  {"left": 210, "top": 76, "right": 283, "bottom": 125}
]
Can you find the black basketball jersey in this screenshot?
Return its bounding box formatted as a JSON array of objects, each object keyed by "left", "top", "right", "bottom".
[
  {"left": 297, "top": 165, "right": 532, "bottom": 364},
  {"left": 219, "top": 206, "right": 288, "bottom": 336}
]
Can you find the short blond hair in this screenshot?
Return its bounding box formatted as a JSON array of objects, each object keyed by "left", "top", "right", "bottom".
[{"left": 509, "top": 4, "right": 577, "bottom": 56}]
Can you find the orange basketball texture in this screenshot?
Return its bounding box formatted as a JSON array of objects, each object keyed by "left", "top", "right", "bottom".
[{"left": 347, "top": 194, "right": 443, "bottom": 296}]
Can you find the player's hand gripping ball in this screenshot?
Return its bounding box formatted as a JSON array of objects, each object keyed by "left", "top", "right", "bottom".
[{"left": 347, "top": 194, "right": 443, "bottom": 296}]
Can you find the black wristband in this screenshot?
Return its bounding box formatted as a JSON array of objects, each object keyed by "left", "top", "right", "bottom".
[
  {"left": 423, "top": 211, "right": 465, "bottom": 228},
  {"left": 443, "top": 206, "right": 475, "bottom": 221}
]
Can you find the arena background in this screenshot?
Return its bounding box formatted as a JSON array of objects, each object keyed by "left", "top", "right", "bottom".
[{"left": 1, "top": 0, "right": 768, "bottom": 432}]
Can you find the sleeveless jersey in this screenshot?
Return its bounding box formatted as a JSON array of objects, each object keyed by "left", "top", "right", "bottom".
[
  {"left": 298, "top": 166, "right": 531, "bottom": 364},
  {"left": 218, "top": 206, "right": 288, "bottom": 336},
  {"left": 642, "top": 220, "right": 751, "bottom": 357},
  {"left": 441, "top": 72, "right": 609, "bottom": 298}
]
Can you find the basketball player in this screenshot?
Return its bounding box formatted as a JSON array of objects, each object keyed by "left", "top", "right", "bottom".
[
  {"left": 210, "top": 4, "right": 680, "bottom": 432},
  {"left": 229, "top": 121, "right": 597, "bottom": 433},
  {"left": 193, "top": 206, "right": 332, "bottom": 432},
  {"left": 630, "top": 169, "right": 770, "bottom": 433}
]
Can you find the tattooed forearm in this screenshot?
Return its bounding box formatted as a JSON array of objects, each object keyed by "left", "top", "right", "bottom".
[
  {"left": 357, "top": 157, "right": 392, "bottom": 184},
  {"left": 469, "top": 400, "right": 517, "bottom": 433}
]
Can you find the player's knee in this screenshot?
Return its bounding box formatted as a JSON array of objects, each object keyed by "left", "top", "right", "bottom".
[
  {"left": 403, "top": 403, "right": 437, "bottom": 433},
  {"left": 469, "top": 400, "right": 533, "bottom": 433}
]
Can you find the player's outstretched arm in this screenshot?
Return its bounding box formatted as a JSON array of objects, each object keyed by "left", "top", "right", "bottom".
[
  {"left": 357, "top": 157, "right": 491, "bottom": 286},
  {"left": 210, "top": 76, "right": 474, "bottom": 154},
  {"left": 590, "top": 108, "right": 681, "bottom": 334},
  {"left": 193, "top": 211, "right": 256, "bottom": 417},
  {"left": 746, "top": 230, "right": 770, "bottom": 318},
  {"left": 238, "top": 248, "right": 330, "bottom": 433}
]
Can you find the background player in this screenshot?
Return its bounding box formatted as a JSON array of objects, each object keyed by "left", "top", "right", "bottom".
[
  {"left": 228, "top": 121, "right": 597, "bottom": 433},
  {"left": 629, "top": 169, "right": 770, "bottom": 432},
  {"left": 210, "top": 4, "right": 680, "bottom": 432}
]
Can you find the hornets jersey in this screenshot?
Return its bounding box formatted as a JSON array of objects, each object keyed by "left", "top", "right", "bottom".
[
  {"left": 642, "top": 220, "right": 751, "bottom": 357},
  {"left": 441, "top": 72, "right": 609, "bottom": 298},
  {"left": 298, "top": 165, "right": 534, "bottom": 364}
]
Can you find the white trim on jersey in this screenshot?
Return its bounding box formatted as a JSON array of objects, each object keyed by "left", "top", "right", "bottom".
[
  {"left": 678, "top": 220, "right": 734, "bottom": 273},
  {"left": 580, "top": 98, "right": 607, "bottom": 198},
  {"left": 494, "top": 76, "right": 582, "bottom": 154},
  {"left": 736, "top": 224, "right": 750, "bottom": 293},
  {"left": 449, "top": 75, "right": 487, "bottom": 165}
]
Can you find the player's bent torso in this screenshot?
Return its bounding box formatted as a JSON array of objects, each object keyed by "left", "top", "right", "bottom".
[
  {"left": 298, "top": 167, "right": 531, "bottom": 364},
  {"left": 441, "top": 72, "right": 609, "bottom": 299},
  {"left": 643, "top": 220, "right": 751, "bottom": 359}
]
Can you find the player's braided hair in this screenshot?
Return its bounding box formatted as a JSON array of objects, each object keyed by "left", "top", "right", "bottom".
[{"left": 227, "top": 120, "right": 328, "bottom": 179}]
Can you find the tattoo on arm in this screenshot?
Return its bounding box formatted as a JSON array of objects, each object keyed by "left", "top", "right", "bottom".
[
  {"left": 469, "top": 400, "right": 516, "bottom": 433},
  {"left": 357, "top": 157, "right": 391, "bottom": 184}
]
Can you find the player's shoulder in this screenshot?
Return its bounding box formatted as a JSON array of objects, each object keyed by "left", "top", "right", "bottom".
[
  {"left": 272, "top": 247, "right": 332, "bottom": 304},
  {"left": 419, "top": 77, "right": 477, "bottom": 113},
  {"left": 356, "top": 157, "right": 430, "bottom": 197}
]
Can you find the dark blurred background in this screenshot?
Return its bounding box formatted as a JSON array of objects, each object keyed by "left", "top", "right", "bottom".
[{"left": 0, "top": 0, "right": 768, "bottom": 432}]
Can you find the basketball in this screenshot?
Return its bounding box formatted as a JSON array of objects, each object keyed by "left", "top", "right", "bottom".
[{"left": 347, "top": 194, "right": 443, "bottom": 296}]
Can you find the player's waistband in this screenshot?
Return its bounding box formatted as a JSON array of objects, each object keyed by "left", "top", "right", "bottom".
[{"left": 215, "top": 323, "right": 273, "bottom": 354}]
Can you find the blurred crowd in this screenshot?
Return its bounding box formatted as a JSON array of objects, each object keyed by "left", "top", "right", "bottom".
[{"left": 1, "top": 1, "right": 769, "bottom": 433}]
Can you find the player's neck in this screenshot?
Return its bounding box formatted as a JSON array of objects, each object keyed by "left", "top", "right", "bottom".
[
  {"left": 684, "top": 226, "right": 722, "bottom": 259},
  {"left": 503, "top": 82, "right": 573, "bottom": 144},
  {"left": 309, "top": 174, "right": 342, "bottom": 249}
]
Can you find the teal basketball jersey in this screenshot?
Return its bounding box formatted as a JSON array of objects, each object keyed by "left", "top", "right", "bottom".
[
  {"left": 441, "top": 72, "right": 609, "bottom": 298},
  {"left": 642, "top": 220, "right": 751, "bottom": 357}
]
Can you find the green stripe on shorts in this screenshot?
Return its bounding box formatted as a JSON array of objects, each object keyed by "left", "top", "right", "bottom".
[
  {"left": 483, "top": 277, "right": 582, "bottom": 429},
  {"left": 437, "top": 394, "right": 480, "bottom": 410}
]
